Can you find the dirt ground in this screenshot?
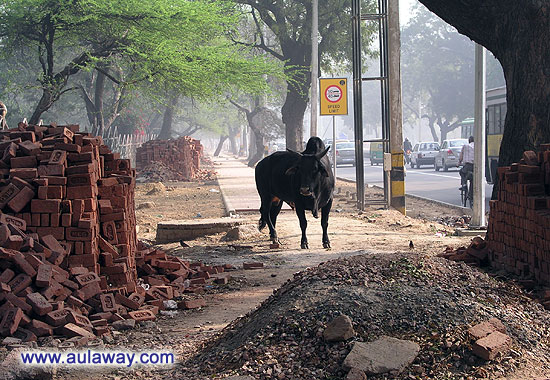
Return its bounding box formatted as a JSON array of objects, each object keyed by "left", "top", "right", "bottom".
[{"left": 49, "top": 165, "right": 550, "bottom": 380}]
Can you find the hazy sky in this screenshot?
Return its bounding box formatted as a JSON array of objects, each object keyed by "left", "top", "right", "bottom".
[{"left": 400, "top": 0, "right": 417, "bottom": 25}]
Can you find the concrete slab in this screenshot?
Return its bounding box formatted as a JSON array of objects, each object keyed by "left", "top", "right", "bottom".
[{"left": 156, "top": 218, "right": 246, "bottom": 243}]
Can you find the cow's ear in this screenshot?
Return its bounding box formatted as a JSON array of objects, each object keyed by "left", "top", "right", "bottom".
[
  {"left": 315, "top": 147, "right": 330, "bottom": 160},
  {"left": 285, "top": 166, "right": 298, "bottom": 176},
  {"left": 319, "top": 164, "right": 329, "bottom": 177}
]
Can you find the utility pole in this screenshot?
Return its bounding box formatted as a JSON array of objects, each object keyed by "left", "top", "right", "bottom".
[
  {"left": 388, "top": 0, "right": 405, "bottom": 215},
  {"left": 472, "top": 44, "right": 486, "bottom": 227},
  {"left": 310, "top": 0, "right": 319, "bottom": 137}
]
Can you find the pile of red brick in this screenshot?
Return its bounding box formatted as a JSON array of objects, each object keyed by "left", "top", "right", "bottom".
[
  {"left": 135, "top": 136, "right": 203, "bottom": 181},
  {"left": 438, "top": 236, "right": 489, "bottom": 266},
  {"left": 487, "top": 147, "right": 550, "bottom": 283},
  {"left": 0, "top": 122, "right": 229, "bottom": 345}
]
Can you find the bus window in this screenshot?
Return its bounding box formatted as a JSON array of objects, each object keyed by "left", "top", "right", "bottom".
[
  {"left": 500, "top": 103, "right": 507, "bottom": 133},
  {"left": 495, "top": 105, "right": 501, "bottom": 134},
  {"left": 488, "top": 106, "right": 495, "bottom": 134}
]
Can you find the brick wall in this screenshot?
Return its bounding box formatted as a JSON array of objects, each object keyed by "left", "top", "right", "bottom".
[{"left": 487, "top": 146, "right": 550, "bottom": 283}]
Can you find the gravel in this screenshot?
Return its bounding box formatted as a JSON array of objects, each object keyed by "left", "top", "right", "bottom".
[{"left": 177, "top": 252, "right": 550, "bottom": 379}]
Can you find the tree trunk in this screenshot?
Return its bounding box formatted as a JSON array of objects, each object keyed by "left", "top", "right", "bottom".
[
  {"left": 157, "top": 95, "right": 178, "bottom": 140},
  {"left": 228, "top": 126, "right": 239, "bottom": 155},
  {"left": 248, "top": 129, "right": 265, "bottom": 167},
  {"left": 94, "top": 67, "right": 107, "bottom": 136},
  {"left": 214, "top": 135, "right": 228, "bottom": 157},
  {"left": 427, "top": 116, "right": 439, "bottom": 142},
  {"left": 282, "top": 79, "right": 308, "bottom": 151},
  {"left": 30, "top": 90, "right": 55, "bottom": 125}
]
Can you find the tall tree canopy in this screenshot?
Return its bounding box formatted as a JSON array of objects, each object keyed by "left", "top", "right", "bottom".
[
  {"left": 236, "top": 0, "right": 376, "bottom": 150},
  {"left": 402, "top": 6, "right": 474, "bottom": 143},
  {"left": 416, "top": 0, "right": 550, "bottom": 169},
  {"left": 0, "top": 0, "right": 281, "bottom": 126}
]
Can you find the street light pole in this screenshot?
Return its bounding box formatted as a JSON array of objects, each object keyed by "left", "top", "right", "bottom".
[
  {"left": 472, "top": 43, "right": 486, "bottom": 227},
  {"left": 310, "top": 0, "right": 319, "bottom": 137}
]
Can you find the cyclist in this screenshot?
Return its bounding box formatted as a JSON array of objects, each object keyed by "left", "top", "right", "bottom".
[{"left": 459, "top": 136, "right": 474, "bottom": 191}]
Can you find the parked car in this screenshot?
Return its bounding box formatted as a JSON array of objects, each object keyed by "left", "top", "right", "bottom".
[
  {"left": 434, "top": 138, "right": 468, "bottom": 171},
  {"left": 334, "top": 141, "right": 355, "bottom": 166},
  {"left": 410, "top": 141, "right": 440, "bottom": 168}
]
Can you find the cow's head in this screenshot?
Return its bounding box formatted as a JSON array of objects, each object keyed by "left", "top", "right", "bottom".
[{"left": 285, "top": 147, "right": 330, "bottom": 197}]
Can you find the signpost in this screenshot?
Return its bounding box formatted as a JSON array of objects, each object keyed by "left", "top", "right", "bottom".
[{"left": 320, "top": 78, "right": 348, "bottom": 180}]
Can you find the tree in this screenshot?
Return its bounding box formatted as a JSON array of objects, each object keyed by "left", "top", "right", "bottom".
[
  {"left": 0, "top": 0, "right": 281, "bottom": 126},
  {"left": 401, "top": 6, "right": 474, "bottom": 143},
  {"left": 416, "top": 0, "right": 550, "bottom": 169},
  {"left": 235, "top": 0, "right": 377, "bottom": 150}
]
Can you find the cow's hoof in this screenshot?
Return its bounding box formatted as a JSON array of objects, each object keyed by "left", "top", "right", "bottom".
[
  {"left": 312, "top": 211, "right": 319, "bottom": 218},
  {"left": 301, "top": 242, "right": 309, "bottom": 249},
  {"left": 323, "top": 242, "right": 331, "bottom": 249}
]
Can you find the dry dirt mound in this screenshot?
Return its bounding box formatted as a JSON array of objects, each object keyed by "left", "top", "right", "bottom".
[{"left": 182, "top": 253, "right": 550, "bottom": 379}]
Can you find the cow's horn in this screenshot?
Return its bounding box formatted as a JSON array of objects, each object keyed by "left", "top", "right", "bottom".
[{"left": 315, "top": 147, "right": 330, "bottom": 160}]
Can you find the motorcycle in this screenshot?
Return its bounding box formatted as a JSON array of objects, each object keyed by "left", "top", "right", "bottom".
[{"left": 404, "top": 149, "right": 411, "bottom": 165}]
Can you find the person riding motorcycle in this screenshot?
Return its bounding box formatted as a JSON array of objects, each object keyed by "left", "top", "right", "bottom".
[
  {"left": 403, "top": 138, "right": 412, "bottom": 164},
  {"left": 459, "top": 136, "right": 474, "bottom": 190}
]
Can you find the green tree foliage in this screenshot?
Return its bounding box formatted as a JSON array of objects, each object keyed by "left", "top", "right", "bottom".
[
  {"left": 0, "top": 0, "right": 282, "bottom": 125},
  {"left": 235, "top": 0, "right": 377, "bottom": 150}
]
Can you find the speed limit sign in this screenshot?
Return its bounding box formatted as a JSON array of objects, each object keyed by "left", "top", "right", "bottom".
[{"left": 320, "top": 78, "right": 348, "bottom": 115}]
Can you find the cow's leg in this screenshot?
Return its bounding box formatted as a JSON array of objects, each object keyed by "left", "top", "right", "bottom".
[
  {"left": 270, "top": 199, "right": 283, "bottom": 229},
  {"left": 296, "top": 206, "right": 309, "bottom": 249},
  {"left": 321, "top": 198, "right": 333, "bottom": 248},
  {"left": 260, "top": 195, "right": 280, "bottom": 244}
]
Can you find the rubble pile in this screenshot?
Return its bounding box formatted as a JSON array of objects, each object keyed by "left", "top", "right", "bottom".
[
  {"left": 136, "top": 136, "right": 204, "bottom": 181},
  {"left": 0, "top": 122, "right": 229, "bottom": 345},
  {"left": 487, "top": 146, "right": 550, "bottom": 284},
  {"left": 438, "top": 236, "right": 489, "bottom": 266},
  {"left": 185, "top": 254, "right": 550, "bottom": 379}
]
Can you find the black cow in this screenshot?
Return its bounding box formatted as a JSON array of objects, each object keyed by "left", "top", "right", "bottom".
[{"left": 255, "top": 137, "right": 335, "bottom": 249}]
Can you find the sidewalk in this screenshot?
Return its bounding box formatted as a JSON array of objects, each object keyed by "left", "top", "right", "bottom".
[{"left": 213, "top": 155, "right": 291, "bottom": 215}]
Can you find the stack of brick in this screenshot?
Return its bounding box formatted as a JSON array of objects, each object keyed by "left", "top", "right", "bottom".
[
  {"left": 135, "top": 136, "right": 203, "bottom": 180},
  {"left": 0, "top": 123, "right": 229, "bottom": 344},
  {"left": 487, "top": 146, "right": 550, "bottom": 283}
]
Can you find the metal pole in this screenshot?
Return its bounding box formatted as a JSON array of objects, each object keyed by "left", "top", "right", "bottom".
[
  {"left": 388, "top": 0, "right": 405, "bottom": 215},
  {"left": 352, "top": 0, "right": 365, "bottom": 210},
  {"left": 473, "top": 43, "right": 486, "bottom": 227},
  {"left": 332, "top": 115, "right": 336, "bottom": 180},
  {"left": 310, "top": 0, "right": 319, "bottom": 137}
]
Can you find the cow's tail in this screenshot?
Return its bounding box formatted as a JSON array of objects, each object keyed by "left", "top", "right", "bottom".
[{"left": 258, "top": 217, "right": 266, "bottom": 231}]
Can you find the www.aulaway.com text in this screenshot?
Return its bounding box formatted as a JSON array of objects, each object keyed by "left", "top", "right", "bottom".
[{"left": 20, "top": 350, "right": 175, "bottom": 368}]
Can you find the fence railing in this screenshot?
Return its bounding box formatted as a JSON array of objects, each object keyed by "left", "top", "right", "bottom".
[{"left": 99, "top": 126, "right": 157, "bottom": 167}]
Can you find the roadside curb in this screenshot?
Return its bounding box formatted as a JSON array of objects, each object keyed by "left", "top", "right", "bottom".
[
  {"left": 215, "top": 174, "right": 236, "bottom": 217},
  {"left": 336, "top": 176, "right": 471, "bottom": 213}
]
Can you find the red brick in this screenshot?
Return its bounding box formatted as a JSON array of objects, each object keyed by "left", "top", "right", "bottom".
[
  {"left": 114, "top": 293, "right": 141, "bottom": 310},
  {"left": 37, "top": 164, "right": 65, "bottom": 177},
  {"left": 34, "top": 264, "right": 52, "bottom": 288},
  {"left": 128, "top": 309, "right": 156, "bottom": 321},
  {"left": 99, "top": 293, "right": 118, "bottom": 312},
  {"left": 36, "top": 227, "right": 64, "bottom": 240},
  {"left": 13, "top": 252, "right": 37, "bottom": 277},
  {"left": 60, "top": 323, "right": 96, "bottom": 339},
  {"left": 4, "top": 294, "right": 32, "bottom": 313},
  {"left": 27, "top": 319, "right": 53, "bottom": 337},
  {"left": 13, "top": 327, "right": 37, "bottom": 342},
  {"left": 0, "top": 268, "right": 15, "bottom": 283},
  {"left": 10, "top": 155, "right": 37, "bottom": 168},
  {"left": 26, "top": 292, "right": 53, "bottom": 316},
  {"left": 9, "top": 168, "right": 38, "bottom": 179},
  {"left": 66, "top": 185, "right": 97, "bottom": 200},
  {"left": 42, "top": 176, "right": 67, "bottom": 185},
  {"left": 7, "top": 186, "right": 34, "bottom": 213},
  {"left": 31, "top": 199, "right": 61, "bottom": 213},
  {"left": 48, "top": 150, "right": 67, "bottom": 165},
  {"left": 74, "top": 281, "right": 102, "bottom": 301},
  {"left": 8, "top": 274, "right": 32, "bottom": 294},
  {"left": 74, "top": 272, "right": 100, "bottom": 287},
  {"left": 0, "top": 307, "right": 23, "bottom": 336},
  {"left": 472, "top": 331, "right": 512, "bottom": 360},
  {"left": 67, "top": 173, "right": 95, "bottom": 187},
  {"left": 66, "top": 311, "right": 93, "bottom": 330},
  {"left": 0, "top": 214, "right": 27, "bottom": 231},
  {"left": 177, "top": 299, "right": 206, "bottom": 309},
  {"left": 18, "top": 141, "right": 41, "bottom": 155},
  {"left": 45, "top": 308, "right": 71, "bottom": 326},
  {"left": 66, "top": 227, "right": 94, "bottom": 242},
  {"left": 0, "top": 183, "right": 21, "bottom": 208}
]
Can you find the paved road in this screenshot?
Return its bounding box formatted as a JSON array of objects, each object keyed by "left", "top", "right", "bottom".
[{"left": 335, "top": 163, "right": 493, "bottom": 208}]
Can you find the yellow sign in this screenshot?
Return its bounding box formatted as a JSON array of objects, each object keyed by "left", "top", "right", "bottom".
[{"left": 319, "top": 78, "right": 348, "bottom": 115}]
